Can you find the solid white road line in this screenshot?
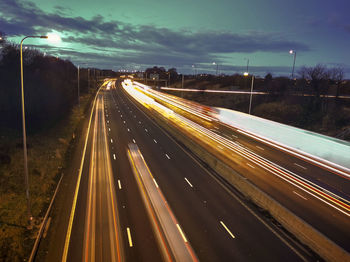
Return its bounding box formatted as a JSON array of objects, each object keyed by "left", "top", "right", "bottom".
[
  {"left": 126, "top": 227, "right": 133, "bottom": 247},
  {"left": 220, "top": 221, "right": 235, "bottom": 239},
  {"left": 184, "top": 177, "right": 193, "bottom": 188}
]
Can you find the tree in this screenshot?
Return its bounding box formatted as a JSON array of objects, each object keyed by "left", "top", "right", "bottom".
[{"left": 329, "top": 67, "right": 344, "bottom": 98}]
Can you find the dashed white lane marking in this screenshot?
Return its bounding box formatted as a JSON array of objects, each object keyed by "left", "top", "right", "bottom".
[
  {"left": 153, "top": 139, "right": 157, "bottom": 144},
  {"left": 108, "top": 128, "right": 111, "bottom": 132},
  {"left": 256, "top": 146, "right": 264, "bottom": 150},
  {"left": 106, "top": 114, "right": 108, "bottom": 117},
  {"left": 118, "top": 179, "right": 122, "bottom": 189},
  {"left": 120, "top": 115, "right": 123, "bottom": 118},
  {"left": 220, "top": 221, "right": 235, "bottom": 239},
  {"left": 145, "top": 128, "right": 148, "bottom": 132},
  {"left": 293, "top": 191, "right": 308, "bottom": 200},
  {"left": 294, "top": 163, "right": 307, "bottom": 170},
  {"left": 232, "top": 134, "right": 238, "bottom": 138},
  {"left": 153, "top": 178, "right": 159, "bottom": 188},
  {"left": 246, "top": 163, "right": 255, "bottom": 169},
  {"left": 176, "top": 224, "right": 188, "bottom": 243},
  {"left": 123, "top": 121, "right": 126, "bottom": 124},
  {"left": 138, "top": 121, "right": 141, "bottom": 124},
  {"left": 133, "top": 139, "right": 136, "bottom": 143},
  {"left": 110, "top": 139, "right": 113, "bottom": 143},
  {"left": 165, "top": 154, "right": 170, "bottom": 159},
  {"left": 107, "top": 120, "right": 109, "bottom": 123},
  {"left": 184, "top": 177, "right": 193, "bottom": 188},
  {"left": 127, "top": 128, "right": 130, "bottom": 132},
  {"left": 126, "top": 227, "right": 133, "bottom": 247},
  {"left": 113, "top": 154, "right": 116, "bottom": 160}
]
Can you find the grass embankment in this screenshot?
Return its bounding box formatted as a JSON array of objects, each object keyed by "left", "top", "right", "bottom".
[
  {"left": 0, "top": 89, "right": 96, "bottom": 262},
  {"left": 166, "top": 79, "right": 350, "bottom": 141}
]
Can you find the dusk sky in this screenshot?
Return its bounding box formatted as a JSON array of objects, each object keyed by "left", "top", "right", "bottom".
[{"left": 1, "top": 0, "right": 350, "bottom": 76}]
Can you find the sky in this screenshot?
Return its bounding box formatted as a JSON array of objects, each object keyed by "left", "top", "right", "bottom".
[{"left": 1, "top": 0, "right": 350, "bottom": 77}]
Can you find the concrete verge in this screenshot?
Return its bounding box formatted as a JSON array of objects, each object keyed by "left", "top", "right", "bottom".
[{"left": 124, "top": 89, "right": 350, "bottom": 262}]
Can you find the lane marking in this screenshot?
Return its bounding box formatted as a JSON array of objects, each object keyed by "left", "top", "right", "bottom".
[
  {"left": 113, "top": 154, "right": 116, "bottom": 160},
  {"left": 107, "top": 120, "right": 109, "bottom": 123},
  {"left": 139, "top": 121, "right": 141, "bottom": 124},
  {"left": 176, "top": 224, "right": 188, "bottom": 243},
  {"left": 294, "top": 163, "right": 307, "bottom": 170},
  {"left": 62, "top": 87, "right": 101, "bottom": 262},
  {"left": 123, "top": 121, "right": 126, "bottom": 124},
  {"left": 133, "top": 139, "right": 136, "bottom": 143},
  {"left": 165, "top": 154, "right": 170, "bottom": 159},
  {"left": 246, "top": 163, "right": 255, "bottom": 169},
  {"left": 127, "top": 128, "right": 130, "bottom": 132},
  {"left": 293, "top": 191, "right": 308, "bottom": 200},
  {"left": 126, "top": 228, "right": 133, "bottom": 247},
  {"left": 184, "top": 177, "right": 193, "bottom": 188},
  {"left": 232, "top": 134, "right": 238, "bottom": 138},
  {"left": 145, "top": 128, "right": 148, "bottom": 132},
  {"left": 217, "top": 145, "right": 224, "bottom": 150},
  {"left": 153, "top": 178, "right": 159, "bottom": 188},
  {"left": 110, "top": 139, "right": 113, "bottom": 143},
  {"left": 153, "top": 139, "right": 157, "bottom": 144},
  {"left": 220, "top": 221, "right": 235, "bottom": 239},
  {"left": 256, "top": 146, "right": 264, "bottom": 150},
  {"left": 108, "top": 128, "right": 111, "bottom": 132},
  {"left": 118, "top": 180, "right": 122, "bottom": 190}
]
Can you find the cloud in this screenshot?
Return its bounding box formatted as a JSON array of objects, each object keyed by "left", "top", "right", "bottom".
[{"left": 0, "top": 0, "right": 310, "bottom": 72}]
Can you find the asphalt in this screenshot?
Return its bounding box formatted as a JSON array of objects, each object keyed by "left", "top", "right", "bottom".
[{"left": 38, "top": 81, "right": 326, "bottom": 261}]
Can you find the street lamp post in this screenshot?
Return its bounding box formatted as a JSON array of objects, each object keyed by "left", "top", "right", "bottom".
[
  {"left": 244, "top": 72, "right": 255, "bottom": 114},
  {"left": 213, "top": 62, "right": 218, "bottom": 75},
  {"left": 20, "top": 34, "right": 60, "bottom": 226},
  {"left": 77, "top": 65, "right": 80, "bottom": 106},
  {"left": 289, "top": 50, "right": 297, "bottom": 79},
  {"left": 20, "top": 35, "right": 48, "bottom": 225}
]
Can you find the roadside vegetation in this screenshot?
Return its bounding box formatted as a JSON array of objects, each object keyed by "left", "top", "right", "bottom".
[
  {"left": 159, "top": 66, "right": 350, "bottom": 141},
  {"left": 0, "top": 33, "right": 101, "bottom": 261}
]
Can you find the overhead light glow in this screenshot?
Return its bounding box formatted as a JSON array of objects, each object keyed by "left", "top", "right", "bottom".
[{"left": 47, "top": 33, "right": 61, "bottom": 43}]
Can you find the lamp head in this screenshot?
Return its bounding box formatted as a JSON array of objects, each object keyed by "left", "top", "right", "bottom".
[
  {"left": 244, "top": 72, "right": 249, "bottom": 76},
  {"left": 47, "top": 33, "right": 61, "bottom": 43},
  {"left": 289, "top": 50, "right": 294, "bottom": 54}
]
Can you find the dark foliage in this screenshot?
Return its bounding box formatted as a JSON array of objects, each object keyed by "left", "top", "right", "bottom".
[{"left": 0, "top": 42, "right": 79, "bottom": 131}]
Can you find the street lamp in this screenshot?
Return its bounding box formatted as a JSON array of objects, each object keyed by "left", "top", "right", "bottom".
[
  {"left": 244, "top": 72, "right": 255, "bottom": 114},
  {"left": 20, "top": 33, "right": 60, "bottom": 225},
  {"left": 212, "top": 62, "right": 218, "bottom": 75},
  {"left": 289, "top": 49, "right": 297, "bottom": 79},
  {"left": 192, "top": 64, "right": 197, "bottom": 77},
  {"left": 244, "top": 58, "right": 249, "bottom": 74}
]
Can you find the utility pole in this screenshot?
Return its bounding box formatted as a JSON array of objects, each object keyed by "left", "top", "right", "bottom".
[
  {"left": 248, "top": 75, "right": 255, "bottom": 114},
  {"left": 88, "top": 68, "right": 90, "bottom": 89},
  {"left": 77, "top": 65, "right": 80, "bottom": 106}
]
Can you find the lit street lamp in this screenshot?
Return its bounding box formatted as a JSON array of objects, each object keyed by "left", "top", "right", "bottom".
[
  {"left": 212, "top": 62, "right": 218, "bottom": 75},
  {"left": 289, "top": 49, "right": 297, "bottom": 79},
  {"left": 244, "top": 72, "right": 255, "bottom": 114},
  {"left": 20, "top": 33, "right": 60, "bottom": 226}
]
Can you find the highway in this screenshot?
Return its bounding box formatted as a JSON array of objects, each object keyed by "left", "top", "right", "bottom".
[
  {"left": 58, "top": 80, "right": 316, "bottom": 261},
  {"left": 127, "top": 80, "right": 350, "bottom": 253}
]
